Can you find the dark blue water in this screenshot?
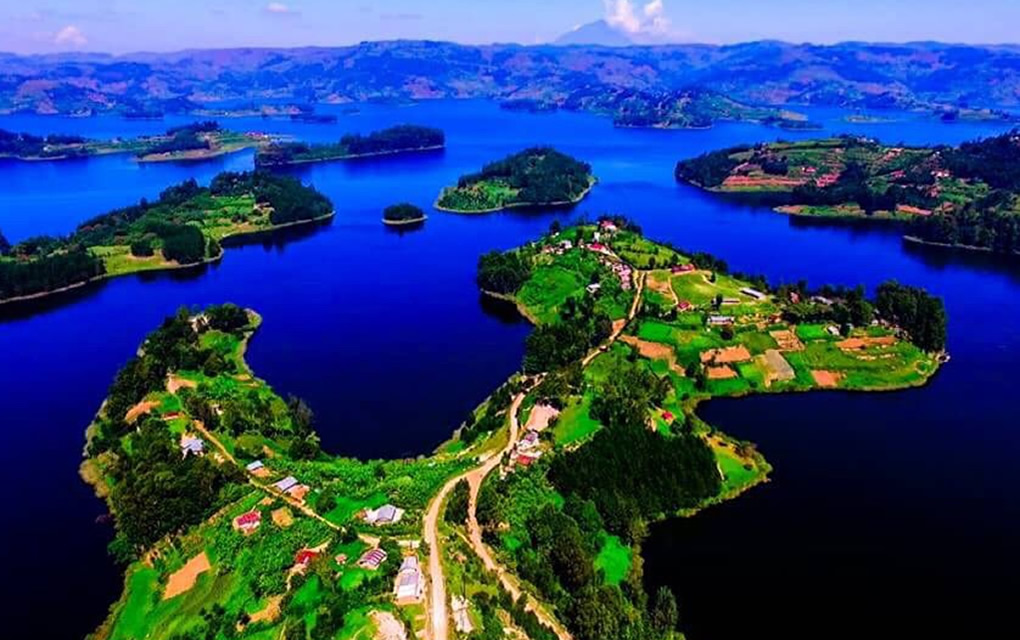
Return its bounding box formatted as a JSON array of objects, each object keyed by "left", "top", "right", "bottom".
[{"left": 1, "top": 101, "right": 1017, "bottom": 638}]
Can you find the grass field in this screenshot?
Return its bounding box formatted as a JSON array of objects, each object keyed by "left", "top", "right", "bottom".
[{"left": 595, "top": 536, "right": 633, "bottom": 586}]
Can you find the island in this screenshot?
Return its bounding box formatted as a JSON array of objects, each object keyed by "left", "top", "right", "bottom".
[
  {"left": 81, "top": 219, "right": 946, "bottom": 640},
  {"left": 0, "top": 171, "right": 333, "bottom": 306},
  {"left": 0, "top": 121, "right": 262, "bottom": 163},
  {"left": 676, "top": 133, "right": 1020, "bottom": 255},
  {"left": 435, "top": 147, "right": 596, "bottom": 213},
  {"left": 382, "top": 203, "right": 427, "bottom": 226},
  {"left": 255, "top": 125, "right": 445, "bottom": 168}
]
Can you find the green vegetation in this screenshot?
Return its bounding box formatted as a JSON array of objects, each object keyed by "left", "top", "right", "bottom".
[
  {"left": 676, "top": 133, "right": 1020, "bottom": 254},
  {"left": 436, "top": 147, "right": 595, "bottom": 213},
  {"left": 381, "top": 203, "right": 426, "bottom": 225},
  {"left": 256, "top": 125, "right": 444, "bottom": 168},
  {"left": 466, "top": 220, "right": 945, "bottom": 640},
  {"left": 85, "top": 305, "right": 475, "bottom": 640},
  {"left": 0, "top": 122, "right": 256, "bottom": 162},
  {"left": 0, "top": 171, "right": 333, "bottom": 304}
]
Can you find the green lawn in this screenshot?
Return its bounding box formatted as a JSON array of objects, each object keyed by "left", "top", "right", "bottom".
[
  {"left": 595, "top": 535, "right": 633, "bottom": 586},
  {"left": 553, "top": 394, "right": 601, "bottom": 445}
]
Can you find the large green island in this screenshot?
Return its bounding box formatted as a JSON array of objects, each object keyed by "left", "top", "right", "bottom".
[
  {"left": 0, "top": 121, "right": 261, "bottom": 163},
  {"left": 81, "top": 220, "right": 946, "bottom": 640},
  {"left": 676, "top": 133, "right": 1020, "bottom": 255},
  {"left": 436, "top": 147, "right": 596, "bottom": 213},
  {"left": 0, "top": 171, "right": 333, "bottom": 306},
  {"left": 255, "top": 125, "right": 445, "bottom": 168}
]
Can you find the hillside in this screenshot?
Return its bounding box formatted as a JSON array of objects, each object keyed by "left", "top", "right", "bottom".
[
  {"left": 675, "top": 133, "right": 1020, "bottom": 253},
  {"left": 2, "top": 41, "right": 1019, "bottom": 123}
]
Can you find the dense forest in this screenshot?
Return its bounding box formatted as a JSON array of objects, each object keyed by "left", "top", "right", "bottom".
[
  {"left": 437, "top": 147, "right": 593, "bottom": 211},
  {"left": 140, "top": 121, "right": 221, "bottom": 156},
  {"left": 0, "top": 171, "right": 332, "bottom": 302},
  {"left": 382, "top": 203, "right": 426, "bottom": 223},
  {"left": 476, "top": 249, "right": 533, "bottom": 294},
  {"left": 256, "top": 125, "right": 444, "bottom": 167},
  {"left": 0, "top": 128, "right": 88, "bottom": 158},
  {"left": 523, "top": 296, "right": 613, "bottom": 373}
]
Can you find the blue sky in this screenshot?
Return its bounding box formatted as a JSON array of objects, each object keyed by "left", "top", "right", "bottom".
[{"left": 1, "top": 0, "right": 1017, "bottom": 54}]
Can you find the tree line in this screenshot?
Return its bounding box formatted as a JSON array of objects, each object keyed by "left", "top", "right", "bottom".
[{"left": 256, "top": 124, "right": 444, "bottom": 167}]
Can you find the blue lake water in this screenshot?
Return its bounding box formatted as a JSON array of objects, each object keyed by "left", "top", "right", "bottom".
[{"left": 1, "top": 101, "right": 1017, "bottom": 638}]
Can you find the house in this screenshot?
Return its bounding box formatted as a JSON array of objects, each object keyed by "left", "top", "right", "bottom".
[
  {"left": 671, "top": 264, "right": 695, "bottom": 274},
  {"left": 518, "top": 430, "right": 540, "bottom": 451},
  {"left": 394, "top": 556, "right": 425, "bottom": 604},
  {"left": 180, "top": 436, "right": 205, "bottom": 458},
  {"left": 452, "top": 596, "right": 474, "bottom": 633},
  {"left": 163, "top": 412, "right": 181, "bottom": 421},
  {"left": 789, "top": 291, "right": 801, "bottom": 304},
  {"left": 827, "top": 325, "right": 841, "bottom": 337},
  {"left": 741, "top": 287, "right": 766, "bottom": 300},
  {"left": 515, "top": 451, "right": 542, "bottom": 468},
  {"left": 600, "top": 220, "right": 618, "bottom": 232},
  {"left": 560, "top": 240, "right": 573, "bottom": 250},
  {"left": 662, "top": 411, "right": 674, "bottom": 422},
  {"left": 335, "top": 553, "right": 349, "bottom": 566},
  {"left": 294, "top": 549, "right": 319, "bottom": 568},
  {"left": 357, "top": 548, "right": 388, "bottom": 570},
  {"left": 364, "top": 504, "right": 405, "bottom": 526},
  {"left": 273, "top": 476, "right": 299, "bottom": 493},
  {"left": 287, "top": 484, "right": 311, "bottom": 503},
  {"left": 812, "top": 296, "right": 834, "bottom": 306},
  {"left": 232, "top": 510, "right": 262, "bottom": 535},
  {"left": 246, "top": 460, "right": 271, "bottom": 478},
  {"left": 721, "top": 297, "right": 741, "bottom": 306},
  {"left": 677, "top": 300, "right": 693, "bottom": 311},
  {"left": 587, "top": 242, "right": 607, "bottom": 253},
  {"left": 586, "top": 282, "right": 602, "bottom": 294},
  {"left": 708, "top": 315, "right": 735, "bottom": 327}
]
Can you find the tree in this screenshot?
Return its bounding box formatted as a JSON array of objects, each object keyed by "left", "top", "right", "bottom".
[
  {"left": 445, "top": 479, "right": 470, "bottom": 525},
  {"left": 0, "top": 228, "right": 10, "bottom": 256},
  {"left": 650, "top": 586, "right": 680, "bottom": 635}
]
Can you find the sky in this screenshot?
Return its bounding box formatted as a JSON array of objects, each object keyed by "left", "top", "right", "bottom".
[{"left": 1, "top": 0, "right": 1018, "bottom": 55}]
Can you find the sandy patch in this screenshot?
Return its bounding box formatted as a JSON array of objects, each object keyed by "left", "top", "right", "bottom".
[
  {"left": 722, "top": 175, "right": 807, "bottom": 189},
  {"left": 707, "top": 366, "right": 737, "bottom": 380},
  {"left": 762, "top": 350, "right": 796, "bottom": 382},
  {"left": 837, "top": 336, "right": 896, "bottom": 351},
  {"left": 811, "top": 370, "right": 843, "bottom": 388},
  {"left": 646, "top": 272, "right": 676, "bottom": 302},
  {"left": 896, "top": 204, "right": 932, "bottom": 216},
  {"left": 246, "top": 595, "right": 283, "bottom": 626},
  {"left": 371, "top": 611, "right": 408, "bottom": 640},
  {"left": 125, "top": 400, "right": 159, "bottom": 423},
  {"left": 621, "top": 335, "right": 674, "bottom": 361},
  {"left": 701, "top": 345, "right": 752, "bottom": 365},
  {"left": 271, "top": 507, "right": 294, "bottom": 528},
  {"left": 770, "top": 329, "right": 804, "bottom": 352},
  {"left": 525, "top": 403, "right": 561, "bottom": 432},
  {"left": 166, "top": 374, "right": 198, "bottom": 394},
  {"left": 163, "top": 552, "right": 210, "bottom": 600},
  {"left": 612, "top": 319, "right": 626, "bottom": 335}
]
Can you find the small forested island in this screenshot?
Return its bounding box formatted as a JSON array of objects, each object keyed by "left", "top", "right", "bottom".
[
  {"left": 382, "top": 203, "right": 427, "bottom": 226},
  {"left": 676, "top": 133, "right": 1020, "bottom": 254},
  {"left": 0, "top": 171, "right": 333, "bottom": 305},
  {"left": 435, "top": 147, "right": 596, "bottom": 213},
  {"left": 81, "top": 220, "right": 946, "bottom": 640},
  {"left": 255, "top": 125, "right": 445, "bottom": 168},
  {"left": 0, "top": 121, "right": 260, "bottom": 162}
]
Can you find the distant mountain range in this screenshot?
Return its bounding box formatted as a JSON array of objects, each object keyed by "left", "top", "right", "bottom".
[{"left": 1, "top": 40, "right": 1018, "bottom": 127}]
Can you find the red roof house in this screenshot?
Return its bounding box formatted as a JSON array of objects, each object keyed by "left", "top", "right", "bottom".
[
  {"left": 295, "top": 549, "right": 319, "bottom": 566},
  {"left": 662, "top": 411, "right": 674, "bottom": 422}
]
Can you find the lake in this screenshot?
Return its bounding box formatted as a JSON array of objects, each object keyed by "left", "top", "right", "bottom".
[{"left": 1, "top": 101, "right": 1017, "bottom": 638}]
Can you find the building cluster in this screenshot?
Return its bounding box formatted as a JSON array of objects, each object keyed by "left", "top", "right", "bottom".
[
  {"left": 272, "top": 476, "right": 311, "bottom": 503},
  {"left": 362, "top": 504, "right": 405, "bottom": 526}
]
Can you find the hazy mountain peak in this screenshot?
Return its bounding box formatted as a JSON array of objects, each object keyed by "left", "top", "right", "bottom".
[{"left": 554, "top": 20, "right": 637, "bottom": 47}]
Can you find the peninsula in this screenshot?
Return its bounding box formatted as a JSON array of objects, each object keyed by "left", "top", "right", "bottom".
[
  {"left": 0, "top": 171, "right": 333, "bottom": 306},
  {"left": 676, "top": 133, "right": 1020, "bottom": 255},
  {"left": 0, "top": 121, "right": 261, "bottom": 163},
  {"left": 255, "top": 125, "right": 445, "bottom": 168},
  {"left": 435, "top": 147, "right": 595, "bottom": 213},
  {"left": 82, "top": 219, "right": 945, "bottom": 640}
]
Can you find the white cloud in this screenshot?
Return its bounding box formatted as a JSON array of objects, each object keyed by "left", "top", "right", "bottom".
[
  {"left": 53, "top": 25, "right": 88, "bottom": 48},
  {"left": 265, "top": 3, "right": 296, "bottom": 15},
  {"left": 603, "top": 0, "right": 671, "bottom": 36}
]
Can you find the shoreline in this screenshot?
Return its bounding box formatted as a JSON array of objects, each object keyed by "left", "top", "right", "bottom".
[
  {"left": 0, "top": 212, "right": 335, "bottom": 308},
  {"left": 902, "top": 234, "right": 1020, "bottom": 257},
  {"left": 257, "top": 144, "right": 445, "bottom": 168},
  {"left": 135, "top": 143, "right": 256, "bottom": 163},
  {"left": 434, "top": 177, "right": 597, "bottom": 214},
  {"left": 382, "top": 215, "right": 427, "bottom": 226}
]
